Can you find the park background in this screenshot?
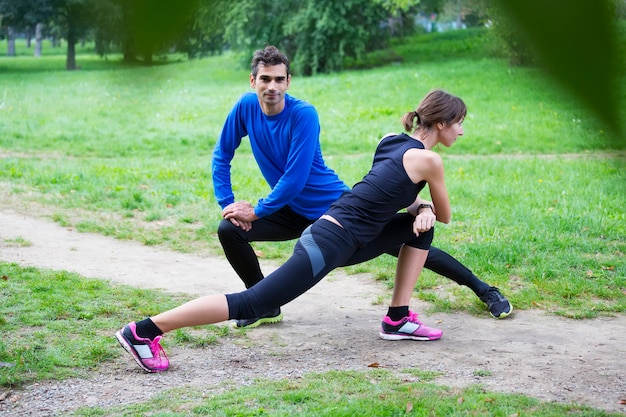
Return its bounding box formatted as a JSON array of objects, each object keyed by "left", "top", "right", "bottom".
[{"left": 1, "top": 0, "right": 625, "bottom": 415}]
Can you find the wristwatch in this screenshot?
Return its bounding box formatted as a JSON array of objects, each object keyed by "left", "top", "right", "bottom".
[{"left": 417, "top": 203, "right": 433, "bottom": 212}]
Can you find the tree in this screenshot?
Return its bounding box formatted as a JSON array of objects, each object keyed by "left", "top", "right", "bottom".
[
  {"left": 49, "top": 0, "right": 99, "bottom": 70},
  {"left": 288, "top": 0, "right": 390, "bottom": 74},
  {"left": 0, "top": 0, "right": 56, "bottom": 57},
  {"left": 223, "top": 0, "right": 297, "bottom": 64},
  {"left": 0, "top": 0, "right": 101, "bottom": 68},
  {"left": 106, "top": 0, "right": 204, "bottom": 64},
  {"left": 0, "top": 0, "right": 26, "bottom": 56},
  {"left": 225, "top": 0, "right": 390, "bottom": 75},
  {"left": 34, "top": 22, "right": 43, "bottom": 56},
  {"left": 178, "top": 0, "right": 228, "bottom": 58}
]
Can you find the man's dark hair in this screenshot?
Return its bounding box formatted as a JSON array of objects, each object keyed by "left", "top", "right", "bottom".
[{"left": 251, "top": 46, "right": 290, "bottom": 78}]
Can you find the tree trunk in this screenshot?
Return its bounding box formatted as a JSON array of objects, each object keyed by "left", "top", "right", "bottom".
[
  {"left": 34, "top": 23, "right": 44, "bottom": 57},
  {"left": 7, "top": 26, "right": 16, "bottom": 57},
  {"left": 66, "top": 30, "right": 77, "bottom": 70}
]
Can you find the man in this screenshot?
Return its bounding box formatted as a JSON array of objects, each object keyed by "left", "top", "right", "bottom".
[{"left": 212, "top": 46, "right": 511, "bottom": 329}]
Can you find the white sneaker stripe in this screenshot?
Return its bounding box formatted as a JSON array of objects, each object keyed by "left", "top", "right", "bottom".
[
  {"left": 133, "top": 344, "right": 153, "bottom": 359},
  {"left": 398, "top": 322, "right": 420, "bottom": 334}
]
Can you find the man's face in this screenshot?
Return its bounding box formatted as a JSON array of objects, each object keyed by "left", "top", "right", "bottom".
[{"left": 250, "top": 63, "right": 291, "bottom": 114}]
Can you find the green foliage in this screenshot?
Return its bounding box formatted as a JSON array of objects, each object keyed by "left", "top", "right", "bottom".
[
  {"left": 282, "top": 0, "right": 390, "bottom": 75},
  {"left": 225, "top": 0, "right": 391, "bottom": 75},
  {"left": 182, "top": 0, "right": 229, "bottom": 58},
  {"left": 390, "top": 27, "right": 491, "bottom": 63},
  {"left": 374, "top": 0, "right": 422, "bottom": 13},
  {"left": 485, "top": 1, "right": 537, "bottom": 66},
  {"left": 104, "top": 0, "right": 204, "bottom": 63}
]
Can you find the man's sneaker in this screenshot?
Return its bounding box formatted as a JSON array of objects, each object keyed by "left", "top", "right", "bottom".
[
  {"left": 479, "top": 287, "right": 513, "bottom": 319},
  {"left": 379, "top": 311, "right": 442, "bottom": 341},
  {"left": 232, "top": 308, "right": 283, "bottom": 329},
  {"left": 115, "top": 322, "right": 169, "bottom": 372}
]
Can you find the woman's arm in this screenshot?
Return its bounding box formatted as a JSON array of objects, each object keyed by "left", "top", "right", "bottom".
[{"left": 403, "top": 149, "right": 451, "bottom": 224}]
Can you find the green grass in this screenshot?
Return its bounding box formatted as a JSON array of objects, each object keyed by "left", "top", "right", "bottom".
[
  {"left": 74, "top": 370, "right": 622, "bottom": 416},
  {"left": 0, "top": 28, "right": 625, "bottom": 414},
  {"left": 0, "top": 263, "right": 223, "bottom": 386}
]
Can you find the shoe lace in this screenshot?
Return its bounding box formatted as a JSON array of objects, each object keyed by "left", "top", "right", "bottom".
[
  {"left": 406, "top": 311, "right": 423, "bottom": 325},
  {"left": 483, "top": 287, "right": 504, "bottom": 304},
  {"left": 149, "top": 336, "right": 167, "bottom": 360}
]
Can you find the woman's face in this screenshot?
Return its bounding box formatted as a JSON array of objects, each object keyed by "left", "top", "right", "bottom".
[{"left": 439, "top": 119, "right": 464, "bottom": 147}]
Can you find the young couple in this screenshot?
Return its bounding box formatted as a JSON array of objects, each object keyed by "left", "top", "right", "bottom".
[{"left": 116, "top": 46, "right": 511, "bottom": 372}]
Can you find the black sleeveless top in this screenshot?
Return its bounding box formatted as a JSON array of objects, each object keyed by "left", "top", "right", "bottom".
[{"left": 325, "top": 133, "right": 427, "bottom": 247}]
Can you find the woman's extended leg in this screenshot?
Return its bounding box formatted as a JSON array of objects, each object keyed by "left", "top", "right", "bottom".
[
  {"left": 116, "top": 219, "right": 358, "bottom": 372},
  {"left": 151, "top": 294, "right": 229, "bottom": 332}
]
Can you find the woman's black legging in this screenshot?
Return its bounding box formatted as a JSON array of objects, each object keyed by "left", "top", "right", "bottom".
[{"left": 226, "top": 213, "right": 433, "bottom": 320}]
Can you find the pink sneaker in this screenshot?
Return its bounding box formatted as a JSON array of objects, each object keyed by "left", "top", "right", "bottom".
[
  {"left": 115, "top": 322, "right": 169, "bottom": 372},
  {"left": 379, "top": 311, "right": 442, "bottom": 341}
]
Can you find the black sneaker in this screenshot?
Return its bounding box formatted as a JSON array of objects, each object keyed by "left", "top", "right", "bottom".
[
  {"left": 479, "top": 287, "right": 513, "bottom": 319},
  {"left": 232, "top": 308, "right": 283, "bottom": 329}
]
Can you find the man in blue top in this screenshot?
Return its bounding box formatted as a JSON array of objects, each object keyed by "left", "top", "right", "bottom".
[{"left": 212, "top": 46, "right": 511, "bottom": 329}]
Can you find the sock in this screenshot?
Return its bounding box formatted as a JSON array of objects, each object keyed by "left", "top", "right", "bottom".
[
  {"left": 387, "top": 306, "right": 409, "bottom": 321},
  {"left": 134, "top": 318, "right": 163, "bottom": 340}
]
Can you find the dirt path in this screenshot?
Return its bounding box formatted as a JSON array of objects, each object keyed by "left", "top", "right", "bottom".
[{"left": 0, "top": 208, "right": 625, "bottom": 416}]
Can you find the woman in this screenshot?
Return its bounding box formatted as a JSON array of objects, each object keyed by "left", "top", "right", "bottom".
[{"left": 116, "top": 89, "right": 466, "bottom": 372}]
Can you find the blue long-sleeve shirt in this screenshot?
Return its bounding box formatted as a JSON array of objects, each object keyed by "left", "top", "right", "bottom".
[{"left": 212, "top": 92, "right": 349, "bottom": 220}]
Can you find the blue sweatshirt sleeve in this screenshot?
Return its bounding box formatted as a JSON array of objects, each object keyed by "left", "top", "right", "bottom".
[
  {"left": 254, "top": 104, "right": 319, "bottom": 218},
  {"left": 211, "top": 96, "right": 248, "bottom": 209}
]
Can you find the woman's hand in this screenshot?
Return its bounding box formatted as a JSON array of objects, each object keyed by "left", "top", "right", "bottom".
[{"left": 413, "top": 208, "right": 436, "bottom": 236}]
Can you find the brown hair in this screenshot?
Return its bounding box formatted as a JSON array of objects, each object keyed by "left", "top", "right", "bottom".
[
  {"left": 401, "top": 89, "right": 467, "bottom": 133},
  {"left": 251, "top": 46, "right": 290, "bottom": 78}
]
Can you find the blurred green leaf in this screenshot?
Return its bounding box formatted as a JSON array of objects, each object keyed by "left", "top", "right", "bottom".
[{"left": 495, "top": 0, "right": 622, "bottom": 137}]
